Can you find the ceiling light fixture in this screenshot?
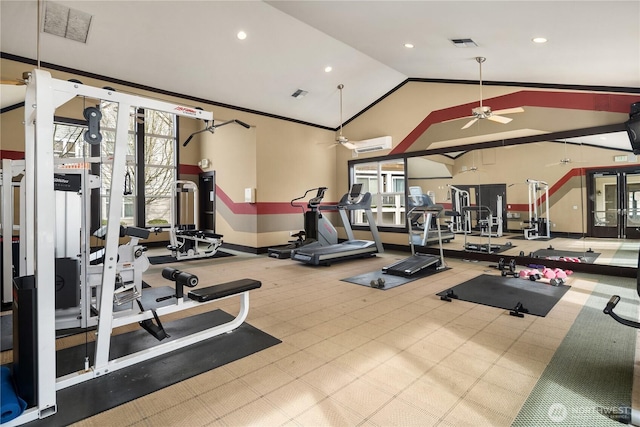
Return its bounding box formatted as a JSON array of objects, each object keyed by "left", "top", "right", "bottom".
[
  {"left": 404, "top": 43, "right": 414, "bottom": 49},
  {"left": 324, "top": 66, "right": 332, "bottom": 73},
  {"left": 237, "top": 31, "right": 247, "bottom": 40},
  {"left": 532, "top": 37, "right": 547, "bottom": 43}
]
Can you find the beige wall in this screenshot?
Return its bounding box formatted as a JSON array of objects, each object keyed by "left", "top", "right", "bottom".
[
  {"left": 405, "top": 142, "right": 637, "bottom": 234},
  {"left": 1, "top": 57, "right": 636, "bottom": 250}
]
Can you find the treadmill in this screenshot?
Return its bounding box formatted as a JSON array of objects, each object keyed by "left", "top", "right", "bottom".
[
  {"left": 290, "top": 184, "right": 384, "bottom": 266},
  {"left": 406, "top": 187, "right": 455, "bottom": 244},
  {"left": 382, "top": 202, "right": 447, "bottom": 277}
]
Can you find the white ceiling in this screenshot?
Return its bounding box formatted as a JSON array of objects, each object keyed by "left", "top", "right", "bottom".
[{"left": 1, "top": 1, "right": 639, "bottom": 129}]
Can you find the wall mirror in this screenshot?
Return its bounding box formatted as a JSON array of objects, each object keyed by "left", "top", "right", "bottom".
[{"left": 404, "top": 129, "right": 639, "bottom": 269}]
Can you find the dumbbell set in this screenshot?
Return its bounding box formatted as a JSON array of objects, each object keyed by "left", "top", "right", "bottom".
[
  {"left": 498, "top": 258, "right": 518, "bottom": 278},
  {"left": 518, "top": 267, "right": 573, "bottom": 286},
  {"left": 498, "top": 257, "right": 572, "bottom": 286}
]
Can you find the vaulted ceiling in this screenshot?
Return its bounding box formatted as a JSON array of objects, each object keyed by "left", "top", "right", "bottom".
[{"left": 2, "top": 1, "right": 639, "bottom": 130}]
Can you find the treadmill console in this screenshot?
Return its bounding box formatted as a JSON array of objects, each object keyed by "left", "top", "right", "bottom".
[{"left": 347, "top": 183, "right": 364, "bottom": 204}]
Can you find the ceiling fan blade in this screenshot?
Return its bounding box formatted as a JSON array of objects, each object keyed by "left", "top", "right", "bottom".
[
  {"left": 442, "top": 115, "right": 474, "bottom": 124},
  {"left": 461, "top": 118, "right": 479, "bottom": 130},
  {"left": 1, "top": 79, "right": 26, "bottom": 85},
  {"left": 488, "top": 115, "right": 513, "bottom": 124},
  {"left": 492, "top": 107, "right": 524, "bottom": 115},
  {"left": 342, "top": 141, "right": 357, "bottom": 150}
]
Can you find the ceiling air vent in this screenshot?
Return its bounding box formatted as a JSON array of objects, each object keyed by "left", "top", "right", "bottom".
[
  {"left": 291, "top": 89, "right": 308, "bottom": 99},
  {"left": 43, "top": 1, "right": 92, "bottom": 43},
  {"left": 450, "top": 39, "right": 478, "bottom": 48}
]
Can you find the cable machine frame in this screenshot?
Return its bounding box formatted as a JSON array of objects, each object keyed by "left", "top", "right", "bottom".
[{"left": 7, "top": 69, "right": 222, "bottom": 426}]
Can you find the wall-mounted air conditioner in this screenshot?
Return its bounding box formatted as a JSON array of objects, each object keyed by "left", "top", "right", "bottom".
[{"left": 353, "top": 136, "right": 392, "bottom": 154}]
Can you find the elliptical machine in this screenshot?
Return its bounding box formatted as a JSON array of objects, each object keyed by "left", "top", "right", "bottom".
[{"left": 268, "top": 187, "right": 337, "bottom": 259}]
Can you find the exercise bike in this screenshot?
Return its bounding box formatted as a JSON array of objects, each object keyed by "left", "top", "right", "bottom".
[{"left": 267, "top": 187, "right": 337, "bottom": 259}]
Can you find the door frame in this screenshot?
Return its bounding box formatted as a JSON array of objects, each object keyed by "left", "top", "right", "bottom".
[
  {"left": 587, "top": 165, "right": 640, "bottom": 238},
  {"left": 199, "top": 171, "right": 216, "bottom": 234}
]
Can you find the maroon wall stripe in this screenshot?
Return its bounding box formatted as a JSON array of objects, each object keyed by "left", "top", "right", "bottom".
[{"left": 390, "top": 91, "right": 639, "bottom": 155}]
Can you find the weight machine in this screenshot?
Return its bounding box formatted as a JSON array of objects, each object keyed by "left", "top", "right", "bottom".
[
  {"left": 480, "top": 194, "right": 504, "bottom": 238},
  {"left": 524, "top": 179, "right": 551, "bottom": 240},
  {"left": 167, "top": 180, "right": 223, "bottom": 260},
  {"left": 6, "top": 69, "right": 259, "bottom": 426},
  {"left": 461, "top": 206, "right": 503, "bottom": 254},
  {"left": 447, "top": 185, "right": 471, "bottom": 234}
]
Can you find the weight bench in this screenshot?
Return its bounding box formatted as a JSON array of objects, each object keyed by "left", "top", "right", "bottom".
[
  {"left": 189, "top": 279, "right": 262, "bottom": 302},
  {"left": 107, "top": 277, "right": 262, "bottom": 374}
]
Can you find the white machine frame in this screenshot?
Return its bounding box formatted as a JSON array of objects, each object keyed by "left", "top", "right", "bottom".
[
  {"left": 168, "top": 180, "right": 223, "bottom": 260},
  {"left": 447, "top": 185, "right": 471, "bottom": 234},
  {"left": 480, "top": 194, "right": 504, "bottom": 238},
  {"left": 524, "top": 179, "right": 551, "bottom": 240},
  {"left": 5, "top": 69, "right": 258, "bottom": 426},
  {"left": 1, "top": 159, "right": 26, "bottom": 304}
]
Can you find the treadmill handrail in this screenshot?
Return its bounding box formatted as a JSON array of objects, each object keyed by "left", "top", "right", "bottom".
[{"left": 407, "top": 204, "right": 444, "bottom": 217}]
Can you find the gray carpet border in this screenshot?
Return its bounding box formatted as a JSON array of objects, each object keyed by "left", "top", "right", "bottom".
[{"left": 512, "top": 275, "right": 638, "bottom": 426}]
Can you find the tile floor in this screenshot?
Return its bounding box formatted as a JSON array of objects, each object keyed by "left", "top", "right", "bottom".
[{"left": 1, "top": 248, "right": 636, "bottom": 426}]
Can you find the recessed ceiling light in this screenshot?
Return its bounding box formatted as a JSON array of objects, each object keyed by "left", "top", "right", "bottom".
[
  {"left": 532, "top": 37, "right": 547, "bottom": 43},
  {"left": 404, "top": 43, "right": 414, "bottom": 49},
  {"left": 237, "top": 31, "right": 247, "bottom": 40},
  {"left": 324, "top": 66, "right": 332, "bottom": 73}
]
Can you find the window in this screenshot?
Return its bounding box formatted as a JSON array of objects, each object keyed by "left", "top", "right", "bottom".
[
  {"left": 99, "top": 101, "right": 137, "bottom": 226},
  {"left": 352, "top": 160, "right": 406, "bottom": 227},
  {"left": 98, "top": 103, "right": 177, "bottom": 227},
  {"left": 54, "top": 101, "right": 178, "bottom": 228},
  {"left": 141, "top": 109, "right": 176, "bottom": 227}
]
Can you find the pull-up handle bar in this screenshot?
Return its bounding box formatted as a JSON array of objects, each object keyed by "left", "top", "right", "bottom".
[{"left": 183, "top": 119, "right": 251, "bottom": 147}]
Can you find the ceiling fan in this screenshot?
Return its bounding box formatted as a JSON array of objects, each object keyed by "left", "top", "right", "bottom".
[
  {"left": 1, "top": 71, "right": 31, "bottom": 86},
  {"left": 333, "top": 84, "right": 357, "bottom": 150},
  {"left": 461, "top": 57, "right": 524, "bottom": 130},
  {"left": 545, "top": 139, "right": 587, "bottom": 166},
  {"left": 457, "top": 151, "right": 482, "bottom": 174}
]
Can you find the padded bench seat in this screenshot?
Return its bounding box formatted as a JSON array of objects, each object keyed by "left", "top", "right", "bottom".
[
  {"left": 176, "top": 229, "right": 223, "bottom": 239},
  {"left": 188, "top": 279, "right": 261, "bottom": 302}
]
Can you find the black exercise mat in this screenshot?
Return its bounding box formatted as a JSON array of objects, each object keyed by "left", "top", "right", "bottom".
[
  {"left": 24, "top": 309, "right": 280, "bottom": 426},
  {"left": 436, "top": 274, "right": 570, "bottom": 317},
  {"left": 532, "top": 249, "right": 600, "bottom": 264},
  {"left": 0, "top": 314, "right": 11, "bottom": 352},
  {"left": 148, "top": 250, "right": 234, "bottom": 265},
  {"left": 342, "top": 267, "right": 449, "bottom": 290}
]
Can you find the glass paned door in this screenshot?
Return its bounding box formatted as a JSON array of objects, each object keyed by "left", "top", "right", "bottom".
[
  {"left": 589, "top": 168, "right": 640, "bottom": 238},
  {"left": 625, "top": 172, "right": 640, "bottom": 239}
]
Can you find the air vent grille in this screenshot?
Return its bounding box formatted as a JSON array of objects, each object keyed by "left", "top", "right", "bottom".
[{"left": 450, "top": 38, "right": 478, "bottom": 48}]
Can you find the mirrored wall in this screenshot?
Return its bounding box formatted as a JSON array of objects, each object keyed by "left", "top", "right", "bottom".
[{"left": 405, "top": 131, "right": 640, "bottom": 268}]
